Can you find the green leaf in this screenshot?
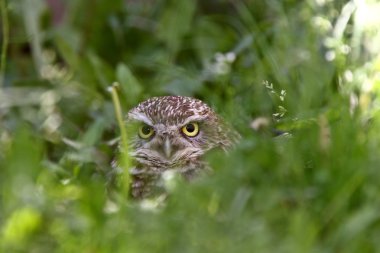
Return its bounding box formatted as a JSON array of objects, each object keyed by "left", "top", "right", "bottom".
[
  {"left": 157, "top": 0, "right": 196, "bottom": 55},
  {"left": 116, "top": 63, "right": 142, "bottom": 104},
  {"left": 81, "top": 117, "right": 106, "bottom": 146}
]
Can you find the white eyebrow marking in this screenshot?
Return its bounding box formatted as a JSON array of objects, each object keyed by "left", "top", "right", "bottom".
[
  {"left": 128, "top": 112, "right": 153, "bottom": 126},
  {"left": 181, "top": 115, "right": 208, "bottom": 126}
]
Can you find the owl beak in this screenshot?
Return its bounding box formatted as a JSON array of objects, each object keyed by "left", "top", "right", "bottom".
[{"left": 163, "top": 138, "right": 172, "bottom": 159}]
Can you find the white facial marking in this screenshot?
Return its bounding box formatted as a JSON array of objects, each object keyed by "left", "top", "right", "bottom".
[
  {"left": 129, "top": 112, "right": 153, "bottom": 126},
  {"left": 163, "top": 138, "right": 172, "bottom": 158}
]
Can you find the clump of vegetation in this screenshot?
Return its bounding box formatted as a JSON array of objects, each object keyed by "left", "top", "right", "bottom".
[{"left": 1, "top": 0, "right": 380, "bottom": 252}]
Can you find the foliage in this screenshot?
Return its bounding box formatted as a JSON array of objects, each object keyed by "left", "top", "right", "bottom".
[{"left": 1, "top": 0, "right": 380, "bottom": 252}]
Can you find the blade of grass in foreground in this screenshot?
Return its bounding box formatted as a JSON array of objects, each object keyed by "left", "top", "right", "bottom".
[
  {"left": 108, "top": 82, "right": 130, "bottom": 198},
  {"left": 0, "top": 0, "right": 9, "bottom": 87}
]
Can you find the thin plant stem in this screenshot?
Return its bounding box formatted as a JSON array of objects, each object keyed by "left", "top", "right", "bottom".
[
  {"left": 0, "top": 0, "right": 9, "bottom": 87},
  {"left": 108, "top": 82, "right": 130, "bottom": 197}
]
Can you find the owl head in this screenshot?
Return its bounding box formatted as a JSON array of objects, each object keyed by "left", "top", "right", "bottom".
[{"left": 125, "top": 96, "right": 235, "bottom": 172}]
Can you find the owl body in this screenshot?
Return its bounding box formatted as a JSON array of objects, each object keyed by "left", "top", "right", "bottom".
[{"left": 125, "top": 96, "right": 236, "bottom": 198}]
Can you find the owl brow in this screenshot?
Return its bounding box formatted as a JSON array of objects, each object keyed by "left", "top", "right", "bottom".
[
  {"left": 181, "top": 115, "right": 209, "bottom": 126},
  {"left": 128, "top": 112, "right": 153, "bottom": 126}
]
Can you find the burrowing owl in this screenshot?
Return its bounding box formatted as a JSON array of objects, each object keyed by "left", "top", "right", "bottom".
[{"left": 124, "top": 96, "right": 237, "bottom": 198}]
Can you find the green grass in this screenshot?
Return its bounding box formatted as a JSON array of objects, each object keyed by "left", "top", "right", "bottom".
[{"left": 1, "top": 0, "right": 380, "bottom": 252}]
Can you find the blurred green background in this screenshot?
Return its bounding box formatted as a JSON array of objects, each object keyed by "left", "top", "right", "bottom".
[{"left": 1, "top": 0, "right": 380, "bottom": 252}]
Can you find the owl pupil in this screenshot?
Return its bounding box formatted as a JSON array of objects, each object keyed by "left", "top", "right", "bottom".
[
  {"left": 142, "top": 125, "right": 151, "bottom": 134},
  {"left": 186, "top": 124, "right": 195, "bottom": 132}
]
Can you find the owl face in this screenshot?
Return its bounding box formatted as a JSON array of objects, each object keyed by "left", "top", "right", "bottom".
[{"left": 126, "top": 96, "right": 231, "bottom": 171}]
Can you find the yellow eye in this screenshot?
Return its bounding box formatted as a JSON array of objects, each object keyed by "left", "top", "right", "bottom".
[
  {"left": 138, "top": 124, "right": 154, "bottom": 139},
  {"left": 182, "top": 122, "right": 199, "bottom": 137}
]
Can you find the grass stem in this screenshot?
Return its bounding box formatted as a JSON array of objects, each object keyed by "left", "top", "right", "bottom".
[
  {"left": 0, "top": 0, "right": 9, "bottom": 87},
  {"left": 109, "top": 82, "right": 130, "bottom": 197}
]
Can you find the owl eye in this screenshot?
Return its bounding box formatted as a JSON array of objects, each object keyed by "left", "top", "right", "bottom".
[
  {"left": 182, "top": 122, "right": 199, "bottom": 137},
  {"left": 138, "top": 124, "right": 154, "bottom": 139}
]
